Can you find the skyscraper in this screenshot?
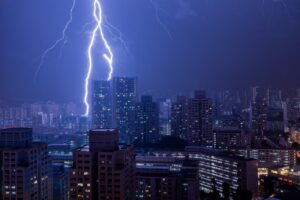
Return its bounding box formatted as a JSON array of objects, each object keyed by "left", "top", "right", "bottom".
[
  {"left": 112, "top": 77, "right": 137, "bottom": 143},
  {"left": 250, "top": 87, "right": 268, "bottom": 134},
  {"left": 92, "top": 80, "right": 112, "bottom": 129},
  {"left": 158, "top": 98, "right": 172, "bottom": 136},
  {"left": 171, "top": 96, "right": 189, "bottom": 139},
  {"left": 135, "top": 95, "right": 160, "bottom": 144},
  {"left": 187, "top": 91, "right": 213, "bottom": 147},
  {"left": 52, "top": 163, "right": 69, "bottom": 200},
  {"left": 69, "top": 129, "right": 135, "bottom": 200},
  {"left": 171, "top": 92, "right": 213, "bottom": 146},
  {"left": 266, "top": 89, "right": 282, "bottom": 108},
  {"left": 0, "top": 128, "right": 52, "bottom": 200}
]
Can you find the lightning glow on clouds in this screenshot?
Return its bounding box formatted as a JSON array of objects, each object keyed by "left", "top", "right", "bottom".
[{"left": 35, "top": 0, "right": 76, "bottom": 81}]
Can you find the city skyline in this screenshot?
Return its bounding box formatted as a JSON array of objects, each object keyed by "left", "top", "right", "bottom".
[{"left": 2, "top": 1, "right": 300, "bottom": 199}]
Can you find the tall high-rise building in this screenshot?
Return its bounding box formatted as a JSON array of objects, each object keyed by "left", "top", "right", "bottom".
[
  {"left": 157, "top": 98, "right": 172, "bottom": 136},
  {"left": 187, "top": 91, "right": 213, "bottom": 147},
  {"left": 250, "top": 87, "right": 268, "bottom": 134},
  {"left": 92, "top": 80, "right": 112, "bottom": 129},
  {"left": 112, "top": 77, "right": 137, "bottom": 142},
  {"left": 52, "top": 164, "right": 69, "bottom": 200},
  {"left": 171, "top": 92, "right": 213, "bottom": 146},
  {"left": 250, "top": 86, "right": 260, "bottom": 103},
  {"left": 69, "top": 129, "right": 135, "bottom": 200},
  {"left": 0, "top": 128, "right": 52, "bottom": 200},
  {"left": 135, "top": 95, "right": 160, "bottom": 144},
  {"left": 171, "top": 96, "right": 189, "bottom": 139},
  {"left": 266, "top": 88, "right": 282, "bottom": 108}
]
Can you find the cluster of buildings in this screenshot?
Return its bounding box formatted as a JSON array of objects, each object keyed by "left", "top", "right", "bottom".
[
  {"left": 91, "top": 78, "right": 300, "bottom": 149},
  {"left": 0, "top": 102, "right": 88, "bottom": 131},
  {"left": 1, "top": 128, "right": 299, "bottom": 200},
  {"left": 91, "top": 77, "right": 213, "bottom": 146},
  {"left": 0, "top": 128, "right": 259, "bottom": 200},
  {"left": 2, "top": 77, "right": 300, "bottom": 199}
]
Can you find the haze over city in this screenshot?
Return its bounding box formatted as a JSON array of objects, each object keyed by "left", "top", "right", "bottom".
[{"left": 2, "top": 0, "right": 300, "bottom": 200}]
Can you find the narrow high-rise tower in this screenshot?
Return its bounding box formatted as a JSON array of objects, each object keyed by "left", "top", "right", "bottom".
[
  {"left": 112, "top": 77, "right": 137, "bottom": 142},
  {"left": 92, "top": 80, "right": 112, "bottom": 129}
]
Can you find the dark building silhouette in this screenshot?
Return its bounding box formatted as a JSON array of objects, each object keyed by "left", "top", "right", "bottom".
[
  {"left": 250, "top": 86, "right": 268, "bottom": 134},
  {"left": 53, "top": 163, "right": 68, "bottom": 200},
  {"left": 135, "top": 95, "right": 160, "bottom": 144},
  {"left": 0, "top": 128, "right": 52, "bottom": 200},
  {"left": 187, "top": 91, "right": 213, "bottom": 147},
  {"left": 171, "top": 96, "right": 189, "bottom": 139},
  {"left": 171, "top": 91, "right": 213, "bottom": 147},
  {"left": 213, "top": 127, "right": 249, "bottom": 149},
  {"left": 69, "top": 129, "right": 135, "bottom": 200},
  {"left": 135, "top": 155, "right": 199, "bottom": 200}
]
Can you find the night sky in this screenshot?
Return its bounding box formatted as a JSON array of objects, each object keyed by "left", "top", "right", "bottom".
[{"left": 1, "top": 0, "right": 300, "bottom": 103}]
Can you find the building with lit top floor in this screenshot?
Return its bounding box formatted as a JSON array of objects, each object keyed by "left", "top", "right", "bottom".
[
  {"left": 231, "top": 148, "right": 296, "bottom": 168},
  {"left": 135, "top": 154, "right": 199, "bottom": 200},
  {"left": 141, "top": 147, "right": 259, "bottom": 199}
]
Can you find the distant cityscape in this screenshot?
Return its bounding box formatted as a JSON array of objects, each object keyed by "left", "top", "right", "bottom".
[{"left": 1, "top": 76, "right": 300, "bottom": 199}]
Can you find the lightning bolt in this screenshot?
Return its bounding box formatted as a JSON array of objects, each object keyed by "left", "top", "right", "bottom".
[
  {"left": 34, "top": 0, "right": 76, "bottom": 81},
  {"left": 84, "top": 0, "right": 114, "bottom": 116},
  {"left": 149, "top": 0, "right": 173, "bottom": 40},
  {"left": 79, "top": 21, "right": 94, "bottom": 34},
  {"left": 103, "top": 16, "right": 130, "bottom": 53},
  {"left": 80, "top": 17, "right": 129, "bottom": 53}
]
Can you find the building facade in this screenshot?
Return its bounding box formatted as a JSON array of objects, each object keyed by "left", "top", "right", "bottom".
[
  {"left": 69, "top": 129, "right": 135, "bottom": 200},
  {"left": 135, "top": 155, "right": 199, "bottom": 200},
  {"left": 187, "top": 91, "right": 213, "bottom": 147},
  {"left": 171, "top": 96, "right": 189, "bottom": 139},
  {"left": 92, "top": 80, "right": 113, "bottom": 129},
  {"left": 186, "top": 147, "right": 258, "bottom": 199},
  {"left": 136, "top": 147, "right": 259, "bottom": 199},
  {"left": 112, "top": 77, "right": 137, "bottom": 143},
  {"left": 135, "top": 95, "right": 160, "bottom": 144},
  {"left": 213, "top": 127, "right": 249, "bottom": 149},
  {"left": 0, "top": 128, "right": 52, "bottom": 200},
  {"left": 232, "top": 148, "right": 296, "bottom": 168},
  {"left": 53, "top": 164, "right": 69, "bottom": 200}
]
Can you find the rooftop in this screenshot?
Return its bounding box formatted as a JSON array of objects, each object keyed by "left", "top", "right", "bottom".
[
  {"left": 0, "top": 127, "right": 32, "bottom": 132},
  {"left": 91, "top": 129, "right": 116, "bottom": 132}
]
